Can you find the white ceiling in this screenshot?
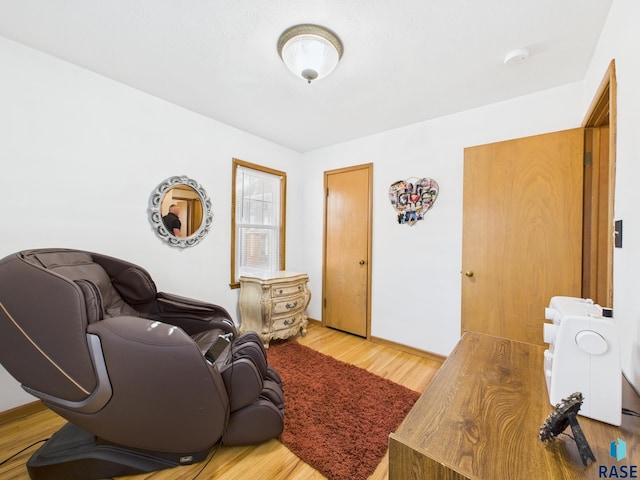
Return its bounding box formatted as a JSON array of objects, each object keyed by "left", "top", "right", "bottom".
[{"left": 0, "top": 0, "right": 613, "bottom": 152}]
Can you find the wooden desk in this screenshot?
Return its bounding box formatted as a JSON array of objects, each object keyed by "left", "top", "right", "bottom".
[{"left": 389, "top": 331, "right": 640, "bottom": 479}]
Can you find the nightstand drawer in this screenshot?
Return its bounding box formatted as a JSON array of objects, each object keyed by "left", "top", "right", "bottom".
[
  {"left": 272, "top": 312, "right": 303, "bottom": 332},
  {"left": 271, "top": 283, "right": 305, "bottom": 298},
  {"left": 272, "top": 296, "right": 304, "bottom": 315}
]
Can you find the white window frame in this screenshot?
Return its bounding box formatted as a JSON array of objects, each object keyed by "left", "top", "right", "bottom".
[{"left": 231, "top": 158, "right": 286, "bottom": 288}]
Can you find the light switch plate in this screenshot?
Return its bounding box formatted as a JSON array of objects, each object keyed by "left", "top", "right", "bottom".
[{"left": 614, "top": 220, "right": 623, "bottom": 248}]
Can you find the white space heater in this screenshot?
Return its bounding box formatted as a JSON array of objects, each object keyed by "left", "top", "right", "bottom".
[{"left": 543, "top": 296, "right": 621, "bottom": 426}]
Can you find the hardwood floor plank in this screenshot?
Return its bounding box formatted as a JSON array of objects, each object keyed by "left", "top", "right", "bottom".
[{"left": 0, "top": 323, "right": 441, "bottom": 479}]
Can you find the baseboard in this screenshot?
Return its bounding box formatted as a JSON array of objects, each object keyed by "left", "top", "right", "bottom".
[
  {"left": 0, "top": 400, "right": 46, "bottom": 426},
  {"left": 371, "top": 336, "right": 446, "bottom": 364},
  {"left": 307, "top": 317, "right": 446, "bottom": 364}
]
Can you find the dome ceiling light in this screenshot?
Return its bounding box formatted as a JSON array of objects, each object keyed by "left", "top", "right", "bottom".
[{"left": 277, "top": 24, "right": 343, "bottom": 84}]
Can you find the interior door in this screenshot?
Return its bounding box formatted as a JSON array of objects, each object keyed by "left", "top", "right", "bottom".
[
  {"left": 323, "top": 164, "right": 372, "bottom": 337},
  {"left": 461, "top": 129, "right": 584, "bottom": 346}
]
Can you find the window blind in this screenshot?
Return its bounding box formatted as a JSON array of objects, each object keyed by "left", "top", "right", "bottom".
[{"left": 235, "top": 165, "right": 282, "bottom": 280}]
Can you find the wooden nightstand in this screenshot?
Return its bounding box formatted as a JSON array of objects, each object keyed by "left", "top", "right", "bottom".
[{"left": 238, "top": 271, "right": 310, "bottom": 348}]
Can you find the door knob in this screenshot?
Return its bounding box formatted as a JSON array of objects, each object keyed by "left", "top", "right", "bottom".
[
  {"left": 359, "top": 259, "right": 365, "bottom": 265},
  {"left": 464, "top": 270, "right": 474, "bottom": 277}
]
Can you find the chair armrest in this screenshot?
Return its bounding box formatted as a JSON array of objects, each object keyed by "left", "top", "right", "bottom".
[
  {"left": 153, "top": 292, "right": 236, "bottom": 335},
  {"left": 156, "top": 291, "right": 230, "bottom": 314},
  {"left": 78, "top": 316, "right": 230, "bottom": 452}
]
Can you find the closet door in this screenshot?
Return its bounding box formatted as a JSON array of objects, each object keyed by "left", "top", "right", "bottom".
[
  {"left": 461, "top": 129, "right": 583, "bottom": 345},
  {"left": 323, "top": 163, "right": 372, "bottom": 337}
]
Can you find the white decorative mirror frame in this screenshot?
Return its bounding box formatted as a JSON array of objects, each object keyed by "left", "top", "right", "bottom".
[{"left": 148, "top": 175, "right": 213, "bottom": 248}]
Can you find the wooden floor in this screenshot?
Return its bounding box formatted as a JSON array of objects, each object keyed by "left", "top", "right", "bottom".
[{"left": 0, "top": 323, "right": 442, "bottom": 480}]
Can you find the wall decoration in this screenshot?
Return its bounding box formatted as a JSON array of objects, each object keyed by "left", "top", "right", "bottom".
[
  {"left": 389, "top": 177, "right": 439, "bottom": 225},
  {"left": 148, "top": 175, "right": 213, "bottom": 248}
]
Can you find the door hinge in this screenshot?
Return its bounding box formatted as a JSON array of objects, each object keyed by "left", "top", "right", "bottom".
[
  {"left": 584, "top": 152, "right": 593, "bottom": 166},
  {"left": 324, "top": 298, "right": 327, "bottom": 308},
  {"left": 326, "top": 187, "right": 329, "bottom": 197}
]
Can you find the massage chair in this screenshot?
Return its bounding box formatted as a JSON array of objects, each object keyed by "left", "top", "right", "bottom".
[{"left": 0, "top": 248, "right": 284, "bottom": 479}]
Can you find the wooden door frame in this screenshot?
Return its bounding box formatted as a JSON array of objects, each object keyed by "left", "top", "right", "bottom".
[
  {"left": 321, "top": 163, "right": 373, "bottom": 338},
  {"left": 582, "top": 59, "right": 616, "bottom": 306}
]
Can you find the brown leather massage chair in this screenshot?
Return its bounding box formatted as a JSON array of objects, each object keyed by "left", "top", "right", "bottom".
[{"left": 0, "top": 248, "right": 284, "bottom": 479}]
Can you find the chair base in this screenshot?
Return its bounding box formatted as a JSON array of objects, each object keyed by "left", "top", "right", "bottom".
[{"left": 26, "top": 422, "right": 209, "bottom": 480}]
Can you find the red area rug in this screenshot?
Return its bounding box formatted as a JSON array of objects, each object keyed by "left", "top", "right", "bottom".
[{"left": 267, "top": 340, "right": 420, "bottom": 480}]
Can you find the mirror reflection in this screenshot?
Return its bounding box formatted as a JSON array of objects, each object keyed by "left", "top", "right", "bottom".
[
  {"left": 161, "top": 185, "right": 204, "bottom": 238},
  {"left": 148, "top": 175, "right": 212, "bottom": 248}
]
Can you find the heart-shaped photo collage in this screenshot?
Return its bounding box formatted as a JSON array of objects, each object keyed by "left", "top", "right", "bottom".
[{"left": 389, "top": 178, "right": 439, "bottom": 226}]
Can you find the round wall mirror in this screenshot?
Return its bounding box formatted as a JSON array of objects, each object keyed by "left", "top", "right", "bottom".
[{"left": 148, "top": 175, "right": 213, "bottom": 248}]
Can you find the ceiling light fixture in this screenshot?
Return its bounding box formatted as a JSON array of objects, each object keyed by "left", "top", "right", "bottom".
[{"left": 277, "top": 24, "right": 343, "bottom": 84}]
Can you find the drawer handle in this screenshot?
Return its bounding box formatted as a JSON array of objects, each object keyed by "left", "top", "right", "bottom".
[
  {"left": 284, "top": 317, "right": 296, "bottom": 326},
  {"left": 286, "top": 301, "right": 298, "bottom": 309}
]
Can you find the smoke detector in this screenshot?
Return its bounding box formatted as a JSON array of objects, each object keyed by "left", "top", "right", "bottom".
[{"left": 503, "top": 48, "right": 530, "bottom": 66}]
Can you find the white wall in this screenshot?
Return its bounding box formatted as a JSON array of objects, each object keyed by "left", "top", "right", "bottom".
[
  {"left": 300, "top": 84, "right": 584, "bottom": 357},
  {"left": 583, "top": 0, "right": 640, "bottom": 391},
  {"left": 0, "top": 36, "right": 303, "bottom": 411}
]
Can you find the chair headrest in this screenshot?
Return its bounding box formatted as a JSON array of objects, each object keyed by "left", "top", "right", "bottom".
[{"left": 22, "top": 250, "right": 138, "bottom": 319}]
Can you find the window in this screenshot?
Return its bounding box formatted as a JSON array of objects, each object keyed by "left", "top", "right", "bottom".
[{"left": 231, "top": 159, "right": 286, "bottom": 288}]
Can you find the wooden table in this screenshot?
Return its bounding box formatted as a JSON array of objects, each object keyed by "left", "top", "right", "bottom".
[{"left": 389, "top": 331, "right": 640, "bottom": 479}]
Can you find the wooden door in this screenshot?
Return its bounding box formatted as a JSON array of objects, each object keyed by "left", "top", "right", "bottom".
[
  {"left": 461, "top": 129, "right": 584, "bottom": 346},
  {"left": 323, "top": 164, "right": 372, "bottom": 337}
]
